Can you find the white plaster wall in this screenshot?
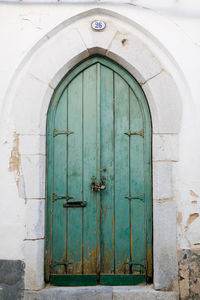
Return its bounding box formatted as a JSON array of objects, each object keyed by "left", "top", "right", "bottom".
[{"left": 0, "top": 0, "right": 200, "bottom": 290}]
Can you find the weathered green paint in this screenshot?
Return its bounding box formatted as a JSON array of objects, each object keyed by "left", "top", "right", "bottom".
[
  {"left": 46, "top": 56, "right": 152, "bottom": 286},
  {"left": 50, "top": 275, "right": 97, "bottom": 286},
  {"left": 100, "top": 275, "right": 146, "bottom": 285}
]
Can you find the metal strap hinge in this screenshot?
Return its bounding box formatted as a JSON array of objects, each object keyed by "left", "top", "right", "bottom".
[
  {"left": 124, "top": 262, "right": 146, "bottom": 273},
  {"left": 53, "top": 129, "right": 74, "bottom": 137},
  {"left": 124, "top": 129, "right": 144, "bottom": 138},
  {"left": 53, "top": 194, "right": 73, "bottom": 202},
  {"left": 125, "top": 194, "right": 144, "bottom": 202},
  {"left": 50, "top": 260, "right": 72, "bottom": 269}
]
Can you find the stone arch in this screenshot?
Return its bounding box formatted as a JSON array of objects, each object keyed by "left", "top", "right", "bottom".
[{"left": 3, "top": 8, "right": 182, "bottom": 290}]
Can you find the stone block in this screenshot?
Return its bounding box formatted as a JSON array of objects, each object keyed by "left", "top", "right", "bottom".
[
  {"left": 179, "top": 277, "right": 190, "bottom": 300},
  {"left": 108, "top": 32, "right": 162, "bottom": 84},
  {"left": 0, "top": 260, "right": 25, "bottom": 300},
  {"left": 24, "top": 286, "right": 177, "bottom": 300},
  {"left": 42, "top": 287, "right": 112, "bottom": 300},
  {"left": 143, "top": 72, "right": 181, "bottom": 134},
  {"left": 19, "top": 135, "right": 46, "bottom": 155},
  {"left": 12, "top": 74, "right": 53, "bottom": 135},
  {"left": 24, "top": 290, "right": 41, "bottom": 300},
  {"left": 154, "top": 201, "right": 178, "bottom": 289},
  {"left": 77, "top": 16, "right": 117, "bottom": 54},
  {"left": 112, "top": 286, "right": 177, "bottom": 300},
  {"left": 178, "top": 249, "right": 200, "bottom": 300},
  {"left": 25, "top": 199, "right": 45, "bottom": 239},
  {"left": 178, "top": 250, "right": 190, "bottom": 279},
  {"left": 21, "top": 155, "right": 45, "bottom": 199},
  {"left": 153, "top": 134, "right": 178, "bottom": 161},
  {"left": 31, "top": 286, "right": 112, "bottom": 300},
  {"left": 28, "top": 28, "right": 88, "bottom": 87},
  {"left": 153, "top": 161, "right": 173, "bottom": 199},
  {"left": 189, "top": 277, "right": 200, "bottom": 299},
  {"left": 24, "top": 239, "right": 44, "bottom": 290}
]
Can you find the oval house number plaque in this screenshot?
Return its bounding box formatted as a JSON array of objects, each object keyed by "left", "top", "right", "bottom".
[{"left": 91, "top": 20, "right": 106, "bottom": 31}]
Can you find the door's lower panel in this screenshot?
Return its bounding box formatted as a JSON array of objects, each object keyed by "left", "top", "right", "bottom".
[
  {"left": 99, "top": 275, "right": 146, "bottom": 285},
  {"left": 50, "top": 274, "right": 146, "bottom": 286},
  {"left": 50, "top": 275, "right": 97, "bottom": 286}
]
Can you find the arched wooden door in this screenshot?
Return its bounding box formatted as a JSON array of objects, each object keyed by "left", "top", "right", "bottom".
[{"left": 45, "top": 56, "right": 152, "bottom": 286}]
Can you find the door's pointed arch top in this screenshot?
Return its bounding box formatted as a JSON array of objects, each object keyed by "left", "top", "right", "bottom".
[{"left": 48, "top": 56, "right": 151, "bottom": 129}]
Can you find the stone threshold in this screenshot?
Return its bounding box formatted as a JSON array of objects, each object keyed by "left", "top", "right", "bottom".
[{"left": 24, "top": 284, "right": 177, "bottom": 300}]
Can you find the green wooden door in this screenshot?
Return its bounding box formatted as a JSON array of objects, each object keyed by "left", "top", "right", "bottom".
[{"left": 46, "top": 56, "right": 152, "bottom": 286}]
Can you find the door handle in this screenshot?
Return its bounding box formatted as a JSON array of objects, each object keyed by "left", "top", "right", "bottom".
[{"left": 91, "top": 176, "right": 106, "bottom": 192}]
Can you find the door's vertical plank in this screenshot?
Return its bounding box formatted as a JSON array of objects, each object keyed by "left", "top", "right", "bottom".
[
  {"left": 129, "top": 89, "right": 146, "bottom": 273},
  {"left": 100, "top": 65, "right": 114, "bottom": 274},
  {"left": 142, "top": 92, "right": 152, "bottom": 279},
  {"left": 114, "top": 74, "right": 130, "bottom": 274},
  {"left": 96, "top": 63, "right": 101, "bottom": 278},
  {"left": 46, "top": 110, "right": 53, "bottom": 280},
  {"left": 52, "top": 89, "right": 67, "bottom": 274},
  {"left": 67, "top": 74, "right": 83, "bottom": 274},
  {"left": 83, "top": 65, "right": 98, "bottom": 275}
]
